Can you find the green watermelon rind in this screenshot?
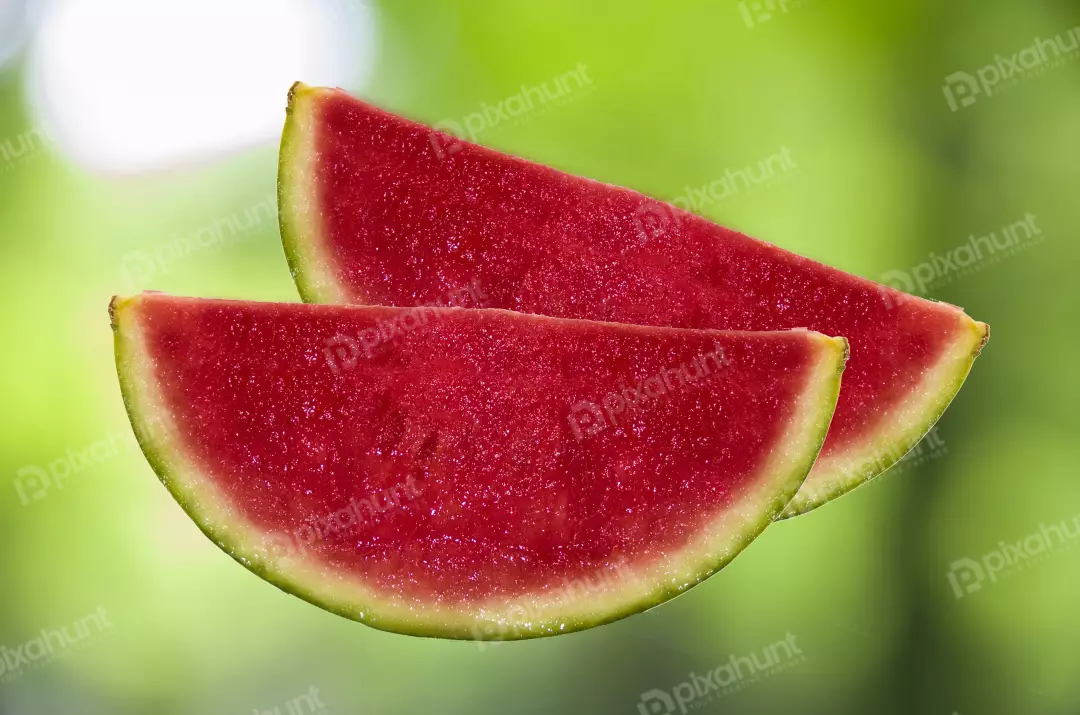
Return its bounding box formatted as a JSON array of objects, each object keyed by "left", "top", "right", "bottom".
[
  {"left": 277, "top": 84, "right": 990, "bottom": 519},
  {"left": 112, "top": 293, "right": 848, "bottom": 640},
  {"left": 780, "top": 318, "right": 989, "bottom": 517},
  {"left": 279, "top": 83, "right": 350, "bottom": 306}
]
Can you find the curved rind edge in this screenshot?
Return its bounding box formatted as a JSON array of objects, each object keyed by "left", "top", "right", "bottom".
[
  {"left": 279, "top": 84, "right": 351, "bottom": 306},
  {"left": 780, "top": 317, "right": 990, "bottom": 518},
  {"left": 111, "top": 294, "right": 847, "bottom": 640}
]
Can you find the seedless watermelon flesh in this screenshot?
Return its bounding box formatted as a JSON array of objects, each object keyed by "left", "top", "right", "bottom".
[
  {"left": 278, "top": 84, "right": 990, "bottom": 516},
  {"left": 112, "top": 293, "right": 846, "bottom": 638}
]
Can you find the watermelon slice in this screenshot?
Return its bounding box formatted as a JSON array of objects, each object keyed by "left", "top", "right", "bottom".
[
  {"left": 112, "top": 292, "right": 846, "bottom": 638},
  {"left": 277, "top": 83, "right": 989, "bottom": 516}
]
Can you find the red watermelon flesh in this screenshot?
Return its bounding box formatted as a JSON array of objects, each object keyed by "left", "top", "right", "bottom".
[
  {"left": 278, "top": 84, "right": 989, "bottom": 516},
  {"left": 112, "top": 292, "right": 846, "bottom": 638}
]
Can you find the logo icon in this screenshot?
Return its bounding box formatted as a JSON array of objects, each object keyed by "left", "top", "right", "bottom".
[
  {"left": 633, "top": 202, "right": 678, "bottom": 246},
  {"left": 637, "top": 689, "right": 678, "bottom": 715},
  {"left": 568, "top": 402, "right": 607, "bottom": 441},
  {"left": 943, "top": 72, "right": 983, "bottom": 111},
  {"left": 259, "top": 531, "right": 299, "bottom": 565},
  {"left": 947, "top": 557, "right": 987, "bottom": 599},
  {"left": 120, "top": 250, "right": 158, "bottom": 290},
  {"left": 13, "top": 465, "right": 51, "bottom": 505},
  {"left": 739, "top": 0, "right": 791, "bottom": 29},
  {"left": 324, "top": 335, "right": 361, "bottom": 375},
  {"left": 879, "top": 269, "right": 915, "bottom": 294},
  {"left": 429, "top": 120, "right": 467, "bottom": 160}
]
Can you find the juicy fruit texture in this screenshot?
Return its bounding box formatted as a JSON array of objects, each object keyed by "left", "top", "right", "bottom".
[
  {"left": 112, "top": 293, "right": 847, "bottom": 638},
  {"left": 278, "top": 84, "right": 990, "bottom": 515}
]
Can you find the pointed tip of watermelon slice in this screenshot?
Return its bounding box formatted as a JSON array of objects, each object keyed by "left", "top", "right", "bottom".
[
  {"left": 109, "top": 294, "right": 141, "bottom": 332},
  {"left": 780, "top": 315, "right": 989, "bottom": 518},
  {"left": 287, "top": 80, "right": 308, "bottom": 103},
  {"left": 287, "top": 81, "right": 322, "bottom": 114}
]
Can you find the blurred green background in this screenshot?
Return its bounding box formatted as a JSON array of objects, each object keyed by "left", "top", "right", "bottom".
[{"left": 1, "top": 1, "right": 1078, "bottom": 713}]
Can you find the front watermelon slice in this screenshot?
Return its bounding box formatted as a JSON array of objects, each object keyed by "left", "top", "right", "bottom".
[
  {"left": 278, "top": 83, "right": 990, "bottom": 517},
  {"left": 112, "top": 292, "right": 846, "bottom": 639}
]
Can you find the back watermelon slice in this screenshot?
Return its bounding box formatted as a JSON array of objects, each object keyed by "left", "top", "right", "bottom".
[
  {"left": 277, "top": 83, "right": 989, "bottom": 516},
  {"left": 112, "top": 292, "right": 846, "bottom": 638}
]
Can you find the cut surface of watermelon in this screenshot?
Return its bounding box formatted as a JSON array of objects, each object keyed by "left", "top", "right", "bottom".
[
  {"left": 278, "top": 83, "right": 989, "bottom": 516},
  {"left": 112, "top": 292, "right": 846, "bottom": 638}
]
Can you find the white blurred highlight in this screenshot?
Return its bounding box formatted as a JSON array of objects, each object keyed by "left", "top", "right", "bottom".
[
  {"left": 25, "top": 0, "right": 377, "bottom": 175},
  {"left": 0, "top": 0, "right": 43, "bottom": 69}
]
